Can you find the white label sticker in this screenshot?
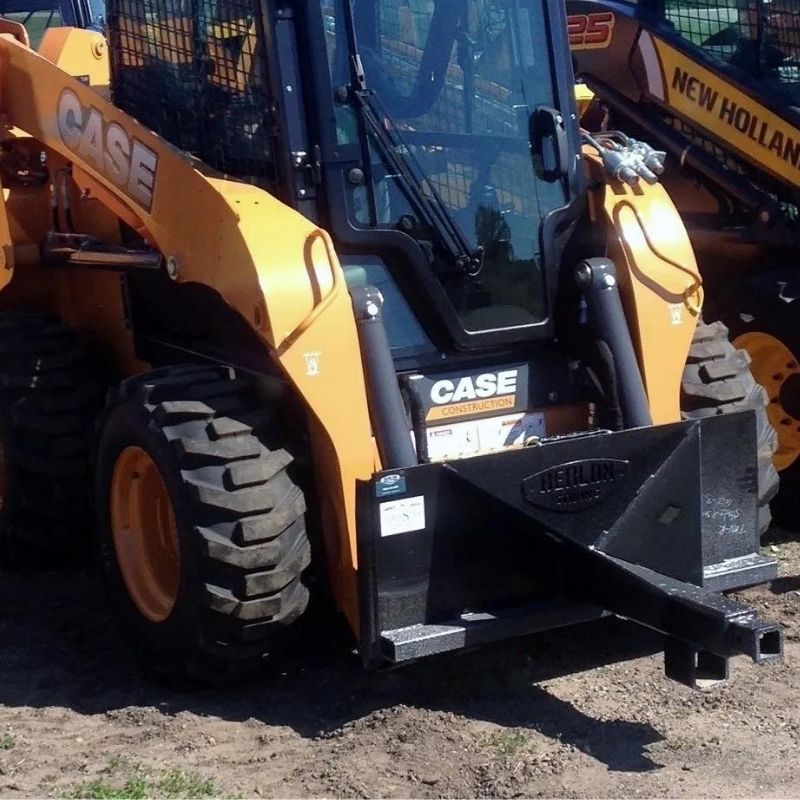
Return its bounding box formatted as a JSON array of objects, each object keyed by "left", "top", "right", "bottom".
[
  {"left": 303, "top": 351, "right": 321, "bottom": 376},
  {"left": 669, "top": 303, "right": 683, "bottom": 325},
  {"left": 379, "top": 495, "right": 426, "bottom": 537}
]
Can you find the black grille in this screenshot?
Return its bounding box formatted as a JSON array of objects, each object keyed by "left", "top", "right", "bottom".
[
  {"left": 642, "top": 0, "right": 800, "bottom": 88},
  {"left": 665, "top": 112, "right": 747, "bottom": 174},
  {"left": 661, "top": 109, "right": 800, "bottom": 212},
  {"left": 107, "top": 0, "right": 274, "bottom": 183}
]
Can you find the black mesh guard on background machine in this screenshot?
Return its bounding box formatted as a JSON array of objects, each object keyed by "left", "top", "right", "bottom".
[{"left": 106, "top": 0, "right": 274, "bottom": 184}]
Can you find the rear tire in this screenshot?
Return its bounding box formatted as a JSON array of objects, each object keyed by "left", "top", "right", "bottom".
[
  {"left": 0, "top": 311, "right": 101, "bottom": 564},
  {"left": 681, "top": 319, "right": 779, "bottom": 535},
  {"left": 706, "top": 271, "right": 800, "bottom": 529},
  {"left": 95, "top": 365, "right": 310, "bottom": 683}
]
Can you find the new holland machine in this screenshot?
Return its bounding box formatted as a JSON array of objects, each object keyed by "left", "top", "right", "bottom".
[
  {"left": 568, "top": 0, "right": 800, "bottom": 525},
  {"left": 0, "top": 0, "right": 784, "bottom": 686}
]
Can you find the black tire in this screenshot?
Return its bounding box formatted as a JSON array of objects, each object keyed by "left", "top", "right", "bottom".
[
  {"left": 0, "top": 311, "right": 101, "bottom": 564},
  {"left": 707, "top": 270, "right": 800, "bottom": 529},
  {"left": 681, "top": 319, "right": 779, "bottom": 535},
  {"left": 95, "top": 364, "right": 310, "bottom": 683}
]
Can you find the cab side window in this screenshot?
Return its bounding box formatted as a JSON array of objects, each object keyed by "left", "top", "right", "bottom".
[{"left": 3, "top": 1, "right": 63, "bottom": 49}]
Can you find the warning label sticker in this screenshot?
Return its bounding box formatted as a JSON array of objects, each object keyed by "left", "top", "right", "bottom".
[
  {"left": 425, "top": 411, "right": 547, "bottom": 461},
  {"left": 379, "top": 495, "right": 426, "bottom": 537}
]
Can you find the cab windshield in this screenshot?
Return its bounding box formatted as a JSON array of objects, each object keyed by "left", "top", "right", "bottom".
[{"left": 325, "top": 0, "right": 569, "bottom": 332}]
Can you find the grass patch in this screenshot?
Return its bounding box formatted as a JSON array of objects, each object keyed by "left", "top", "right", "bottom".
[
  {"left": 64, "top": 761, "right": 219, "bottom": 800},
  {"left": 0, "top": 735, "right": 15, "bottom": 751},
  {"left": 484, "top": 729, "right": 531, "bottom": 759},
  {"left": 158, "top": 770, "right": 216, "bottom": 798},
  {"left": 65, "top": 775, "right": 149, "bottom": 800},
  {"left": 666, "top": 735, "right": 699, "bottom": 751}
]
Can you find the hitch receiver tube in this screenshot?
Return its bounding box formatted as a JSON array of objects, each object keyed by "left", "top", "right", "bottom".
[{"left": 569, "top": 550, "right": 783, "bottom": 687}]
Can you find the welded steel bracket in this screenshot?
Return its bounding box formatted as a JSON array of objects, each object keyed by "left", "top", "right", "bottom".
[{"left": 357, "top": 411, "right": 782, "bottom": 685}]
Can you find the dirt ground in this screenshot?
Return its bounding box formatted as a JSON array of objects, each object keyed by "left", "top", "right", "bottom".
[{"left": 0, "top": 531, "right": 799, "bottom": 799}]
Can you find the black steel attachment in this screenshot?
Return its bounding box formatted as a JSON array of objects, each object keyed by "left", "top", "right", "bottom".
[
  {"left": 357, "top": 410, "right": 782, "bottom": 688},
  {"left": 576, "top": 258, "right": 652, "bottom": 428},
  {"left": 531, "top": 106, "right": 570, "bottom": 182}
]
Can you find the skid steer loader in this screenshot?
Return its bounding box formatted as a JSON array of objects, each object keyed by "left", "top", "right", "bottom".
[
  {"left": 567, "top": 0, "right": 800, "bottom": 525},
  {"left": 0, "top": 0, "right": 783, "bottom": 687}
]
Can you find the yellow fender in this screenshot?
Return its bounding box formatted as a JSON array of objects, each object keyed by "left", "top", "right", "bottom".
[{"left": 585, "top": 150, "right": 703, "bottom": 424}]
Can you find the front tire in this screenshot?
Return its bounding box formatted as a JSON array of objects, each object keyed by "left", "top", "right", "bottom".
[{"left": 95, "top": 365, "right": 310, "bottom": 682}]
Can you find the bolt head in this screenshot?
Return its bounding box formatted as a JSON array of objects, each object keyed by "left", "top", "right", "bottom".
[
  {"left": 347, "top": 168, "right": 366, "bottom": 185},
  {"left": 574, "top": 263, "right": 592, "bottom": 290}
]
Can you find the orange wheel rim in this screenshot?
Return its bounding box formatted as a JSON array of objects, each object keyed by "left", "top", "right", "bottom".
[
  {"left": 734, "top": 331, "right": 800, "bottom": 473},
  {"left": 110, "top": 446, "right": 180, "bottom": 622}
]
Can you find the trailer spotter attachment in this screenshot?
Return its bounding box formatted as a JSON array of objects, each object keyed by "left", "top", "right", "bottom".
[{"left": 356, "top": 411, "right": 782, "bottom": 688}]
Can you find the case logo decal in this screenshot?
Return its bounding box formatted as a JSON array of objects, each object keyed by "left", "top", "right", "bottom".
[
  {"left": 427, "top": 369, "right": 519, "bottom": 421},
  {"left": 57, "top": 89, "right": 158, "bottom": 211},
  {"left": 408, "top": 365, "right": 528, "bottom": 423}
]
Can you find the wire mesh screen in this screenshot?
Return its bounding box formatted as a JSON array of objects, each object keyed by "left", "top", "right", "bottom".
[
  {"left": 106, "top": 0, "right": 274, "bottom": 183},
  {"left": 364, "top": 0, "right": 552, "bottom": 229},
  {"left": 661, "top": 108, "right": 800, "bottom": 211},
  {"left": 373, "top": 0, "right": 522, "bottom": 138},
  {"left": 642, "top": 0, "right": 800, "bottom": 88}
]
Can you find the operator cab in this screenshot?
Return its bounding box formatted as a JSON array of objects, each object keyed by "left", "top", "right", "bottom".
[
  {"left": 318, "top": 0, "right": 580, "bottom": 342},
  {"left": 108, "top": 0, "right": 583, "bottom": 355},
  {"left": 630, "top": 0, "right": 800, "bottom": 99}
]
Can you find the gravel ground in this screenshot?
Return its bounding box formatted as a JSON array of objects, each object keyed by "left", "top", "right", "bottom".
[{"left": 0, "top": 532, "right": 798, "bottom": 798}]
